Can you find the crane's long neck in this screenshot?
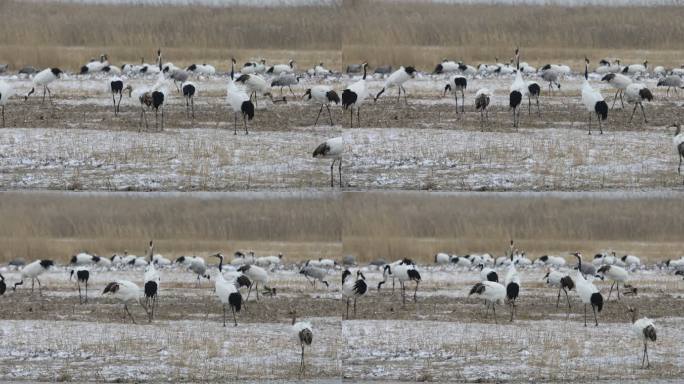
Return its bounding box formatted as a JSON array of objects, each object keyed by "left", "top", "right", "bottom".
[
  {"left": 362, "top": 65, "right": 367, "bottom": 80},
  {"left": 231, "top": 60, "right": 234, "bottom": 80},
  {"left": 584, "top": 64, "right": 588, "bottom": 81},
  {"left": 218, "top": 256, "right": 223, "bottom": 272},
  {"left": 676, "top": 125, "right": 681, "bottom": 137},
  {"left": 291, "top": 314, "right": 296, "bottom": 325}
]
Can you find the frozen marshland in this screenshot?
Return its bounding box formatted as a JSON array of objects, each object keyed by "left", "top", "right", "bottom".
[
  {"left": 0, "top": 72, "right": 682, "bottom": 191},
  {"left": 0, "top": 263, "right": 683, "bottom": 382}
]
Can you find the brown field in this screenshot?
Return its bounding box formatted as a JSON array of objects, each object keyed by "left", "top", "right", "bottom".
[
  {"left": 1, "top": 1, "right": 683, "bottom": 71},
  {"left": 0, "top": 191, "right": 341, "bottom": 263},
  {"left": 343, "top": 191, "right": 684, "bottom": 263},
  {"left": 342, "top": 1, "right": 684, "bottom": 68}
]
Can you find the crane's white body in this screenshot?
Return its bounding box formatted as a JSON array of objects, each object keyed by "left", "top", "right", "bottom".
[
  {"left": 227, "top": 79, "right": 250, "bottom": 113},
  {"left": 153, "top": 254, "right": 172, "bottom": 266},
  {"left": 20, "top": 260, "right": 51, "bottom": 279},
  {"left": 104, "top": 280, "right": 142, "bottom": 303},
  {"left": 0, "top": 80, "right": 15, "bottom": 105},
  {"left": 314, "top": 137, "right": 343, "bottom": 160}
]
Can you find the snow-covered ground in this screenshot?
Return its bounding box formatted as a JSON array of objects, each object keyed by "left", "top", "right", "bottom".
[
  {"left": 1, "top": 263, "right": 683, "bottom": 382},
  {"left": 0, "top": 72, "right": 681, "bottom": 191}
]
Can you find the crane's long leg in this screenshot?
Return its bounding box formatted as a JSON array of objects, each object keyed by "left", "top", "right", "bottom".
[
  {"left": 401, "top": 282, "right": 406, "bottom": 306},
  {"left": 640, "top": 103, "right": 647, "bottom": 123},
  {"left": 413, "top": 281, "right": 418, "bottom": 302},
  {"left": 113, "top": 94, "right": 117, "bottom": 115},
  {"left": 629, "top": 104, "right": 638, "bottom": 122},
  {"left": 607, "top": 281, "right": 615, "bottom": 301},
  {"left": 161, "top": 107, "right": 164, "bottom": 131},
  {"left": 588, "top": 112, "right": 592, "bottom": 135},
  {"left": 36, "top": 278, "right": 42, "bottom": 295},
  {"left": 346, "top": 298, "right": 350, "bottom": 319},
  {"left": 245, "top": 284, "right": 253, "bottom": 302},
  {"left": 243, "top": 113, "right": 248, "bottom": 135},
  {"left": 402, "top": 85, "right": 408, "bottom": 104},
  {"left": 256, "top": 282, "right": 259, "bottom": 300},
  {"left": 492, "top": 303, "right": 497, "bottom": 324},
  {"left": 556, "top": 287, "right": 561, "bottom": 308},
  {"left": 186, "top": 97, "right": 190, "bottom": 118},
  {"left": 679, "top": 153, "right": 682, "bottom": 174},
  {"left": 349, "top": 108, "right": 353, "bottom": 128},
  {"left": 584, "top": 304, "right": 588, "bottom": 327},
  {"left": 223, "top": 304, "right": 227, "bottom": 327},
  {"left": 329, "top": 159, "right": 335, "bottom": 188},
  {"left": 31, "top": 278, "right": 35, "bottom": 294},
  {"left": 397, "top": 87, "right": 401, "bottom": 104},
  {"left": 338, "top": 158, "right": 342, "bottom": 187},
  {"left": 301, "top": 345, "right": 305, "bottom": 375},
  {"left": 1, "top": 105, "right": 4, "bottom": 127},
  {"left": 528, "top": 95, "right": 532, "bottom": 115},
  {"left": 234, "top": 112, "right": 238, "bottom": 135},
  {"left": 78, "top": 281, "right": 82, "bottom": 304},
  {"left": 46, "top": 86, "right": 52, "bottom": 103},
  {"left": 191, "top": 97, "right": 195, "bottom": 119},
  {"left": 232, "top": 305, "right": 237, "bottom": 327},
  {"left": 314, "top": 104, "right": 323, "bottom": 127},
  {"left": 326, "top": 104, "right": 333, "bottom": 126},
  {"left": 592, "top": 304, "right": 598, "bottom": 326},
  {"left": 125, "top": 304, "right": 136, "bottom": 324},
  {"left": 454, "top": 94, "right": 459, "bottom": 115},
  {"left": 42, "top": 86, "right": 47, "bottom": 104},
  {"left": 611, "top": 89, "right": 619, "bottom": 109},
  {"left": 117, "top": 93, "right": 122, "bottom": 114},
  {"left": 536, "top": 96, "right": 540, "bottom": 116},
  {"left": 564, "top": 288, "right": 572, "bottom": 311},
  {"left": 85, "top": 280, "right": 88, "bottom": 303},
  {"left": 620, "top": 90, "right": 624, "bottom": 108},
  {"left": 288, "top": 86, "right": 296, "bottom": 97},
  {"left": 357, "top": 107, "right": 361, "bottom": 127},
  {"left": 616, "top": 282, "right": 620, "bottom": 300},
  {"left": 353, "top": 297, "right": 357, "bottom": 315}
]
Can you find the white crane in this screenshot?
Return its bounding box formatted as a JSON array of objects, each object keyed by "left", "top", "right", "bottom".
[
  {"left": 181, "top": 81, "right": 197, "bottom": 119},
  {"left": 601, "top": 73, "right": 632, "bottom": 110},
  {"left": 303, "top": 86, "right": 340, "bottom": 126},
  {"left": 443, "top": 75, "right": 467, "bottom": 114},
  {"left": 597, "top": 264, "right": 629, "bottom": 301},
  {"left": 136, "top": 72, "right": 167, "bottom": 131},
  {"left": 186, "top": 63, "right": 216, "bottom": 76},
  {"left": 341, "top": 62, "right": 369, "bottom": 128},
  {"left": 143, "top": 240, "right": 160, "bottom": 322},
  {"left": 375, "top": 66, "right": 417, "bottom": 104},
  {"left": 572, "top": 252, "right": 604, "bottom": 326},
  {"left": 24, "top": 68, "right": 63, "bottom": 103},
  {"left": 342, "top": 269, "right": 367, "bottom": 319},
  {"left": 109, "top": 78, "right": 129, "bottom": 116},
  {"left": 377, "top": 259, "right": 414, "bottom": 292},
  {"left": 235, "top": 73, "right": 277, "bottom": 106},
  {"left": 313, "top": 137, "right": 344, "bottom": 188},
  {"left": 384, "top": 263, "right": 421, "bottom": 305},
  {"left": 80, "top": 54, "right": 109, "bottom": 74},
  {"left": 213, "top": 254, "right": 243, "bottom": 327},
  {"left": 477, "top": 263, "right": 498, "bottom": 282},
  {"left": 12, "top": 259, "right": 54, "bottom": 294},
  {"left": 624, "top": 83, "right": 653, "bottom": 123},
  {"left": 621, "top": 254, "right": 641, "bottom": 269},
  {"left": 290, "top": 310, "right": 313, "bottom": 376},
  {"left": 622, "top": 60, "right": 648, "bottom": 75},
  {"left": 627, "top": 307, "right": 656, "bottom": 368},
  {"left": 535, "top": 255, "right": 567, "bottom": 268},
  {"left": 237, "top": 264, "right": 273, "bottom": 301},
  {"left": 0, "top": 79, "right": 15, "bottom": 127},
  {"left": 582, "top": 58, "right": 608, "bottom": 135},
  {"left": 434, "top": 253, "right": 450, "bottom": 265},
  {"left": 671, "top": 123, "right": 684, "bottom": 178},
  {"left": 469, "top": 281, "right": 506, "bottom": 324},
  {"left": 227, "top": 58, "right": 255, "bottom": 135},
  {"left": 433, "top": 59, "right": 459, "bottom": 74},
  {"left": 70, "top": 252, "right": 99, "bottom": 266},
  {"left": 102, "top": 280, "right": 143, "bottom": 324},
  {"left": 543, "top": 269, "right": 574, "bottom": 311},
  {"left": 509, "top": 48, "right": 527, "bottom": 129},
  {"left": 69, "top": 268, "right": 90, "bottom": 304},
  {"left": 241, "top": 59, "right": 267, "bottom": 75},
  {"left": 313, "top": 62, "right": 331, "bottom": 76},
  {"left": 267, "top": 59, "right": 295, "bottom": 75},
  {"left": 504, "top": 263, "right": 520, "bottom": 322},
  {"left": 527, "top": 81, "right": 541, "bottom": 116}
]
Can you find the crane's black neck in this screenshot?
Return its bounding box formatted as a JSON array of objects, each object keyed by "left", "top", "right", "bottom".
[{"left": 362, "top": 65, "right": 367, "bottom": 80}]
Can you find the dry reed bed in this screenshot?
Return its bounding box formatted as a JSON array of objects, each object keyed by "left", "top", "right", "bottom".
[
  {"left": 1, "top": 1, "right": 683, "bottom": 70},
  {"left": 342, "top": 191, "right": 684, "bottom": 263},
  {"left": 0, "top": 191, "right": 341, "bottom": 263}
]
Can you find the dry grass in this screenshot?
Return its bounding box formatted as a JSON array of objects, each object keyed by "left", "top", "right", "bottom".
[
  {"left": 342, "top": 191, "right": 684, "bottom": 263},
  {"left": 342, "top": 1, "right": 684, "bottom": 68},
  {"left": 0, "top": 0, "right": 341, "bottom": 70},
  {"left": 0, "top": 191, "right": 341, "bottom": 263},
  {"left": 1, "top": 1, "right": 682, "bottom": 71}
]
